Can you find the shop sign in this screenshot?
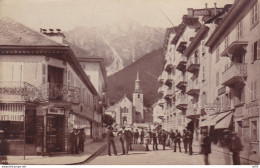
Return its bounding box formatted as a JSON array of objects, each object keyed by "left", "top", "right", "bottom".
[
  {"left": 48, "top": 107, "right": 65, "bottom": 115},
  {"left": 218, "top": 86, "right": 226, "bottom": 96},
  {"left": 234, "top": 106, "right": 244, "bottom": 118},
  {"left": 245, "top": 101, "right": 259, "bottom": 118}
]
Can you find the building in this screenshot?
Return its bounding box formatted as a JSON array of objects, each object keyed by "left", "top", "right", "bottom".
[
  {"left": 77, "top": 57, "right": 108, "bottom": 140},
  {"left": 105, "top": 72, "right": 151, "bottom": 127},
  {"left": 205, "top": 0, "right": 260, "bottom": 163},
  {"left": 0, "top": 18, "right": 102, "bottom": 155}
]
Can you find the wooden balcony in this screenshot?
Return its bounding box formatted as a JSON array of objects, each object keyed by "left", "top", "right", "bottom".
[
  {"left": 186, "top": 56, "right": 200, "bottom": 73},
  {"left": 186, "top": 79, "right": 199, "bottom": 96},
  {"left": 176, "top": 56, "right": 187, "bottom": 71},
  {"left": 0, "top": 81, "right": 41, "bottom": 103},
  {"left": 222, "top": 63, "right": 247, "bottom": 86},
  {"left": 39, "top": 83, "right": 80, "bottom": 104}
]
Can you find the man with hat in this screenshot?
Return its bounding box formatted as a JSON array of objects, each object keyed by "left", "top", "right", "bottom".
[
  {"left": 200, "top": 131, "right": 211, "bottom": 165},
  {"left": 117, "top": 126, "right": 129, "bottom": 154},
  {"left": 161, "top": 129, "right": 167, "bottom": 150},
  {"left": 230, "top": 132, "right": 243, "bottom": 165},
  {"left": 70, "top": 128, "right": 79, "bottom": 154},
  {"left": 106, "top": 126, "right": 117, "bottom": 156}
]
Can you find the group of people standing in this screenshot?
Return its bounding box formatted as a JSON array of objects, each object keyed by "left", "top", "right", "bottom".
[{"left": 70, "top": 128, "right": 86, "bottom": 154}]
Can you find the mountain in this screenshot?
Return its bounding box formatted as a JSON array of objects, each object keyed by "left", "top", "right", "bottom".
[
  {"left": 64, "top": 20, "right": 165, "bottom": 75},
  {"left": 106, "top": 48, "right": 164, "bottom": 107}
]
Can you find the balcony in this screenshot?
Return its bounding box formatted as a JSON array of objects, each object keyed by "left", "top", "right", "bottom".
[
  {"left": 0, "top": 81, "right": 41, "bottom": 103},
  {"left": 158, "top": 86, "right": 164, "bottom": 94},
  {"left": 176, "top": 56, "right": 187, "bottom": 71},
  {"left": 165, "top": 74, "right": 174, "bottom": 86},
  {"left": 164, "top": 89, "right": 173, "bottom": 99},
  {"left": 186, "top": 79, "right": 199, "bottom": 96},
  {"left": 200, "top": 104, "right": 217, "bottom": 116},
  {"left": 176, "top": 41, "right": 187, "bottom": 54},
  {"left": 164, "top": 56, "right": 173, "bottom": 73},
  {"left": 158, "top": 75, "right": 164, "bottom": 83},
  {"left": 186, "top": 107, "right": 200, "bottom": 119},
  {"left": 221, "top": 41, "right": 248, "bottom": 57},
  {"left": 39, "top": 83, "right": 80, "bottom": 104},
  {"left": 175, "top": 94, "right": 187, "bottom": 110},
  {"left": 186, "top": 56, "right": 200, "bottom": 73},
  {"left": 222, "top": 63, "right": 247, "bottom": 86},
  {"left": 176, "top": 75, "right": 187, "bottom": 90},
  {"left": 158, "top": 99, "right": 166, "bottom": 107}
]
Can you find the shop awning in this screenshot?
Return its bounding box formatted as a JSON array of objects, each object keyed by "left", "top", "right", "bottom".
[
  {"left": 200, "top": 111, "right": 232, "bottom": 127},
  {"left": 215, "top": 112, "right": 233, "bottom": 129}
]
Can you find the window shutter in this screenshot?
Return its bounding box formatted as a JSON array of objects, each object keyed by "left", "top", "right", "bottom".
[
  {"left": 257, "top": 40, "right": 260, "bottom": 60},
  {"left": 42, "top": 63, "right": 47, "bottom": 84},
  {"left": 251, "top": 44, "right": 255, "bottom": 64}
]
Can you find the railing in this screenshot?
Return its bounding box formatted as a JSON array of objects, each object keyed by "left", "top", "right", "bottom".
[
  {"left": 39, "top": 83, "right": 80, "bottom": 104},
  {"left": 164, "top": 89, "right": 173, "bottom": 98},
  {"left": 175, "top": 94, "right": 187, "bottom": 105},
  {"left": 0, "top": 81, "right": 40, "bottom": 102},
  {"left": 222, "top": 63, "right": 247, "bottom": 85},
  {"left": 186, "top": 56, "right": 200, "bottom": 72},
  {"left": 187, "top": 78, "right": 199, "bottom": 93}
]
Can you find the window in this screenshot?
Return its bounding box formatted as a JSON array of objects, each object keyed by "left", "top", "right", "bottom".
[
  {"left": 251, "top": 3, "right": 259, "bottom": 26},
  {"left": 251, "top": 120, "right": 258, "bottom": 142},
  {"left": 138, "top": 94, "right": 140, "bottom": 98},
  {"left": 251, "top": 80, "right": 257, "bottom": 101},
  {"left": 237, "top": 20, "right": 243, "bottom": 39},
  {"left": 237, "top": 121, "right": 242, "bottom": 137},
  {"left": 216, "top": 47, "right": 220, "bottom": 62},
  {"left": 202, "top": 66, "right": 205, "bottom": 82},
  {"left": 201, "top": 40, "right": 205, "bottom": 56},
  {"left": 216, "top": 72, "right": 219, "bottom": 86},
  {"left": 225, "top": 36, "right": 229, "bottom": 49}
]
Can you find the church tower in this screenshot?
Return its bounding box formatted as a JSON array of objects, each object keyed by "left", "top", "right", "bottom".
[{"left": 133, "top": 71, "right": 144, "bottom": 122}]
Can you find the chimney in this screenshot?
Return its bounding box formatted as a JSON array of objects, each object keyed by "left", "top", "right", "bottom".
[
  {"left": 214, "top": 3, "right": 217, "bottom": 15},
  {"left": 205, "top": 3, "right": 208, "bottom": 15},
  {"left": 187, "top": 8, "right": 194, "bottom": 17},
  {"left": 40, "top": 28, "right": 65, "bottom": 43}
]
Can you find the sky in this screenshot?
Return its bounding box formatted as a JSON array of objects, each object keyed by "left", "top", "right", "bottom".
[{"left": 0, "top": 0, "right": 234, "bottom": 31}]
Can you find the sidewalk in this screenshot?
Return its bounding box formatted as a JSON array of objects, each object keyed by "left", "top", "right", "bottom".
[{"left": 4, "top": 140, "right": 107, "bottom": 165}]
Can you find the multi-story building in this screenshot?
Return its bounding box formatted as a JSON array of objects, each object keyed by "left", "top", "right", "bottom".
[
  {"left": 0, "top": 18, "right": 101, "bottom": 155},
  {"left": 205, "top": 0, "right": 260, "bottom": 163}
]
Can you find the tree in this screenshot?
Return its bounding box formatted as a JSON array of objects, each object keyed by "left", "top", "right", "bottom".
[{"left": 102, "top": 114, "right": 115, "bottom": 127}]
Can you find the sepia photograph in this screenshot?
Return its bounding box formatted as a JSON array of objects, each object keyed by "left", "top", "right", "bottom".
[{"left": 0, "top": 0, "right": 259, "bottom": 166}]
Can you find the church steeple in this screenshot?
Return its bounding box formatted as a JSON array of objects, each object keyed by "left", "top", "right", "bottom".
[{"left": 134, "top": 71, "right": 142, "bottom": 93}]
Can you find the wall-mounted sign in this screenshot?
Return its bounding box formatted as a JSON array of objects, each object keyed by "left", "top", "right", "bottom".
[{"left": 48, "top": 107, "right": 65, "bottom": 115}]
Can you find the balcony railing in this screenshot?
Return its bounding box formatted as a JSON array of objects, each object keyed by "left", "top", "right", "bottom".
[
  {"left": 39, "top": 83, "right": 80, "bottom": 104},
  {"left": 175, "top": 94, "right": 187, "bottom": 110},
  {"left": 0, "top": 81, "right": 41, "bottom": 103},
  {"left": 164, "top": 89, "right": 173, "bottom": 98},
  {"left": 186, "top": 56, "right": 200, "bottom": 73},
  {"left": 186, "top": 78, "right": 199, "bottom": 96},
  {"left": 186, "top": 105, "right": 200, "bottom": 118},
  {"left": 176, "top": 74, "right": 187, "bottom": 89},
  {"left": 222, "top": 63, "right": 247, "bottom": 86},
  {"left": 165, "top": 74, "right": 174, "bottom": 86},
  {"left": 176, "top": 56, "right": 187, "bottom": 71}
]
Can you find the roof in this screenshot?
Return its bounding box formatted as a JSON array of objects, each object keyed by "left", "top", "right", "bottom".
[
  {"left": 118, "top": 94, "right": 132, "bottom": 103},
  {"left": 105, "top": 104, "right": 118, "bottom": 112},
  {"left": 0, "top": 17, "right": 65, "bottom": 46}
]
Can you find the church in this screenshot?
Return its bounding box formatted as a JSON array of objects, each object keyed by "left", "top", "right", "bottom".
[{"left": 105, "top": 72, "right": 152, "bottom": 126}]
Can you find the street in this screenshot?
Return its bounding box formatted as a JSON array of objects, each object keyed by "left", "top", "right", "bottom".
[{"left": 85, "top": 138, "right": 228, "bottom": 165}]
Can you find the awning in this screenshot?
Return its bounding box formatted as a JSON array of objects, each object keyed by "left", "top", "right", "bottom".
[
  {"left": 200, "top": 111, "right": 232, "bottom": 127},
  {"left": 215, "top": 113, "right": 233, "bottom": 129}
]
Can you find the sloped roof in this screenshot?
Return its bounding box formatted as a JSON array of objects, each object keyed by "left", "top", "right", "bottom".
[
  {"left": 0, "top": 17, "right": 65, "bottom": 46},
  {"left": 105, "top": 104, "right": 118, "bottom": 112}
]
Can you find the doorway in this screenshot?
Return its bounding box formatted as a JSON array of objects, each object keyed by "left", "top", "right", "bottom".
[{"left": 46, "top": 116, "right": 64, "bottom": 153}]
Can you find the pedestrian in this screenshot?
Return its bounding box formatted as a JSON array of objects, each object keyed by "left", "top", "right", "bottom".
[
  {"left": 70, "top": 128, "right": 79, "bottom": 154},
  {"left": 106, "top": 126, "right": 117, "bottom": 156},
  {"left": 222, "top": 129, "right": 232, "bottom": 164},
  {"left": 144, "top": 129, "right": 150, "bottom": 151},
  {"left": 117, "top": 126, "right": 129, "bottom": 155},
  {"left": 182, "top": 129, "right": 188, "bottom": 154},
  {"left": 152, "top": 129, "right": 158, "bottom": 150},
  {"left": 174, "top": 129, "right": 181, "bottom": 152},
  {"left": 230, "top": 132, "right": 243, "bottom": 165},
  {"left": 140, "top": 128, "right": 144, "bottom": 144},
  {"left": 200, "top": 131, "right": 211, "bottom": 165},
  {"left": 148, "top": 129, "right": 152, "bottom": 144},
  {"left": 187, "top": 129, "right": 193, "bottom": 155},
  {"left": 158, "top": 130, "right": 162, "bottom": 144},
  {"left": 128, "top": 128, "right": 134, "bottom": 150},
  {"left": 161, "top": 129, "right": 167, "bottom": 150},
  {"left": 134, "top": 129, "right": 139, "bottom": 144},
  {"left": 78, "top": 128, "right": 86, "bottom": 152},
  {"left": 169, "top": 129, "right": 175, "bottom": 149}
]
